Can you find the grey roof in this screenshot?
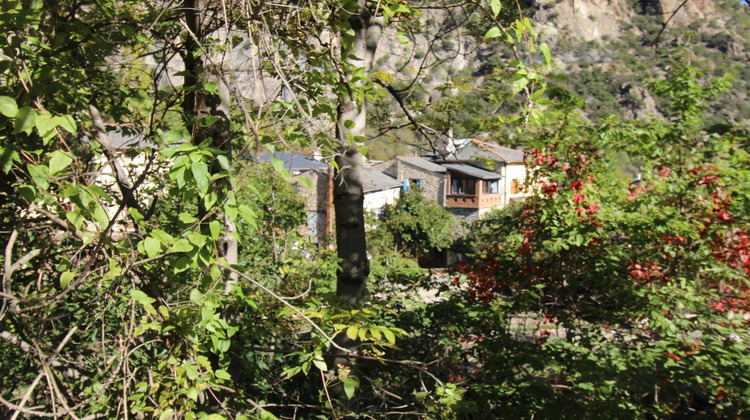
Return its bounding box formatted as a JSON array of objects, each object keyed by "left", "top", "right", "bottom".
[
  {"left": 260, "top": 152, "right": 328, "bottom": 171},
  {"left": 443, "top": 163, "right": 502, "bottom": 180},
  {"left": 362, "top": 168, "right": 401, "bottom": 193},
  {"left": 451, "top": 140, "right": 525, "bottom": 163},
  {"left": 396, "top": 156, "right": 446, "bottom": 173}
]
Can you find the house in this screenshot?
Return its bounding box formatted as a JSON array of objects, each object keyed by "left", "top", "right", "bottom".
[
  {"left": 261, "top": 152, "right": 333, "bottom": 245},
  {"left": 372, "top": 139, "right": 530, "bottom": 222},
  {"left": 261, "top": 153, "right": 403, "bottom": 244},
  {"left": 361, "top": 167, "right": 401, "bottom": 217},
  {"left": 259, "top": 152, "right": 328, "bottom": 175},
  {"left": 442, "top": 139, "right": 529, "bottom": 206},
  {"left": 442, "top": 163, "right": 504, "bottom": 221},
  {"left": 371, "top": 156, "right": 447, "bottom": 205}
]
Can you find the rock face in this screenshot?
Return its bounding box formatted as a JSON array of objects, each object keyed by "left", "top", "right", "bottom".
[
  {"left": 659, "top": 0, "right": 716, "bottom": 26},
  {"left": 535, "top": 0, "right": 633, "bottom": 43},
  {"left": 535, "top": 0, "right": 720, "bottom": 43}
]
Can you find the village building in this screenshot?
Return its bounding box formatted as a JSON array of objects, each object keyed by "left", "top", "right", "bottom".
[
  {"left": 441, "top": 138, "right": 529, "bottom": 207},
  {"left": 371, "top": 156, "right": 447, "bottom": 205},
  {"left": 441, "top": 163, "right": 504, "bottom": 222},
  {"left": 361, "top": 167, "right": 401, "bottom": 217}
]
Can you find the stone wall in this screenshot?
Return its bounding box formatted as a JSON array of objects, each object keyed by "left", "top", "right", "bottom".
[{"left": 372, "top": 160, "right": 446, "bottom": 205}]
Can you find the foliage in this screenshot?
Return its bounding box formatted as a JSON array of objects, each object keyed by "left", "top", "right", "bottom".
[
  {"left": 3, "top": 0, "right": 750, "bottom": 419},
  {"left": 380, "top": 189, "right": 455, "bottom": 258},
  {"left": 450, "top": 65, "right": 750, "bottom": 417},
  {"left": 0, "top": 0, "right": 411, "bottom": 418}
]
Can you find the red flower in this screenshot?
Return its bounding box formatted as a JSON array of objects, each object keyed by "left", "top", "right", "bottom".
[
  {"left": 573, "top": 193, "right": 585, "bottom": 204},
  {"left": 542, "top": 182, "right": 559, "bottom": 196},
  {"left": 570, "top": 180, "right": 584, "bottom": 191},
  {"left": 586, "top": 202, "right": 598, "bottom": 214}
]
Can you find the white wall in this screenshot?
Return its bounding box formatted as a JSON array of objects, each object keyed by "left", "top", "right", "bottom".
[{"left": 364, "top": 188, "right": 401, "bottom": 215}]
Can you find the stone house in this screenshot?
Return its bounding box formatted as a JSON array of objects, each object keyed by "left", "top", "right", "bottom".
[
  {"left": 441, "top": 162, "right": 504, "bottom": 222},
  {"left": 443, "top": 139, "right": 530, "bottom": 206},
  {"left": 260, "top": 152, "right": 333, "bottom": 245},
  {"left": 371, "top": 156, "right": 447, "bottom": 205},
  {"left": 261, "top": 153, "right": 403, "bottom": 244}
]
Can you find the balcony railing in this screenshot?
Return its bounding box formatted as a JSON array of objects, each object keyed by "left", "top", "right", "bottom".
[{"left": 445, "top": 193, "right": 503, "bottom": 209}]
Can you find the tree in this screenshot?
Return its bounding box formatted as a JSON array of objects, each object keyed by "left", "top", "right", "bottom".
[
  {"left": 449, "top": 65, "right": 750, "bottom": 417},
  {"left": 382, "top": 189, "right": 455, "bottom": 260},
  {"left": 0, "top": 0, "right": 418, "bottom": 417}
]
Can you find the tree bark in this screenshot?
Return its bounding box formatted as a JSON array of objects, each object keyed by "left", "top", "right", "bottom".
[{"left": 334, "top": 1, "right": 383, "bottom": 305}]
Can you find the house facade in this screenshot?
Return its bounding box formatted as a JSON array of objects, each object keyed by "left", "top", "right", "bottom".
[
  {"left": 373, "top": 140, "right": 530, "bottom": 223},
  {"left": 444, "top": 139, "right": 530, "bottom": 207},
  {"left": 372, "top": 156, "right": 447, "bottom": 205},
  {"left": 442, "top": 163, "right": 504, "bottom": 221},
  {"left": 361, "top": 167, "right": 402, "bottom": 217}
]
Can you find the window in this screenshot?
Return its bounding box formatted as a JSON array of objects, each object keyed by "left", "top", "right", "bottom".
[
  {"left": 451, "top": 178, "right": 475, "bottom": 195},
  {"left": 483, "top": 180, "right": 499, "bottom": 194},
  {"left": 511, "top": 179, "right": 521, "bottom": 194},
  {"left": 403, "top": 178, "right": 422, "bottom": 192}
]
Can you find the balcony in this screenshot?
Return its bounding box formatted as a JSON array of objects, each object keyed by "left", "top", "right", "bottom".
[{"left": 445, "top": 193, "right": 503, "bottom": 209}]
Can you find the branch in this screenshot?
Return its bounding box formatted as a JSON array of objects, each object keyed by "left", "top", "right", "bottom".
[
  {"left": 28, "top": 204, "right": 84, "bottom": 240},
  {"left": 218, "top": 263, "right": 351, "bottom": 354},
  {"left": 87, "top": 103, "right": 141, "bottom": 212},
  {"left": 653, "top": 0, "right": 691, "bottom": 49}
]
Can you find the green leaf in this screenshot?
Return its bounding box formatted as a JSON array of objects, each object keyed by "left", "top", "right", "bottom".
[
  {"left": 18, "top": 185, "right": 36, "bottom": 204},
  {"left": 490, "top": 0, "right": 502, "bottom": 17},
  {"left": 313, "top": 357, "right": 327, "bottom": 371},
  {"left": 270, "top": 157, "right": 285, "bottom": 173},
  {"left": 128, "top": 207, "right": 144, "bottom": 223},
  {"left": 342, "top": 376, "right": 359, "bottom": 399},
  {"left": 209, "top": 220, "right": 221, "bottom": 240},
  {"left": 383, "top": 328, "right": 396, "bottom": 344},
  {"left": 92, "top": 205, "right": 110, "bottom": 228},
  {"left": 55, "top": 115, "right": 76, "bottom": 135},
  {"left": 130, "top": 289, "right": 156, "bottom": 306},
  {"left": 191, "top": 161, "right": 209, "bottom": 196},
  {"left": 179, "top": 212, "right": 198, "bottom": 224},
  {"left": 214, "top": 369, "right": 231, "bottom": 380},
  {"left": 27, "top": 164, "right": 49, "bottom": 190},
  {"left": 151, "top": 229, "right": 175, "bottom": 245},
  {"left": 0, "top": 145, "right": 20, "bottom": 174},
  {"left": 512, "top": 76, "right": 529, "bottom": 95},
  {"left": 238, "top": 205, "right": 257, "bottom": 229},
  {"left": 60, "top": 271, "right": 75, "bottom": 289},
  {"left": 13, "top": 107, "right": 35, "bottom": 135},
  {"left": 66, "top": 211, "right": 84, "bottom": 229},
  {"left": 48, "top": 151, "right": 73, "bottom": 176},
  {"left": 346, "top": 325, "right": 359, "bottom": 340},
  {"left": 143, "top": 237, "right": 161, "bottom": 258},
  {"left": 35, "top": 115, "right": 57, "bottom": 143},
  {"left": 159, "top": 408, "right": 174, "bottom": 420},
  {"left": 485, "top": 27, "right": 502, "bottom": 40},
  {"left": 0, "top": 96, "right": 19, "bottom": 117},
  {"left": 169, "top": 239, "right": 193, "bottom": 253},
  {"left": 540, "top": 42, "right": 551, "bottom": 66},
  {"left": 298, "top": 176, "right": 313, "bottom": 189}
]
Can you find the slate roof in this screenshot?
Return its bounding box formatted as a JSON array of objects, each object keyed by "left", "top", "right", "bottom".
[
  {"left": 442, "top": 163, "right": 502, "bottom": 180},
  {"left": 260, "top": 152, "right": 328, "bottom": 171},
  {"left": 395, "top": 156, "right": 446, "bottom": 173},
  {"left": 451, "top": 139, "right": 525, "bottom": 163},
  {"left": 362, "top": 168, "right": 401, "bottom": 193}
]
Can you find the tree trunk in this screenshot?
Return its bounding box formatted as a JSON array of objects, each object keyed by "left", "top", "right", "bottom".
[
  {"left": 333, "top": 1, "right": 383, "bottom": 305},
  {"left": 182, "top": 0, "right": 238, "bottom": 288}
]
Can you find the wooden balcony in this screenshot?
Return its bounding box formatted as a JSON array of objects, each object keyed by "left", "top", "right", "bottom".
[{"left": 445, "top": 193, "right": 503, "bottom": 209}]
